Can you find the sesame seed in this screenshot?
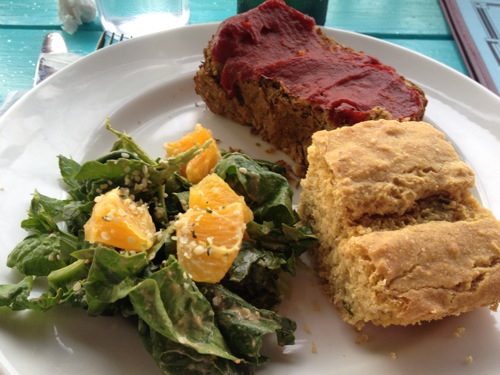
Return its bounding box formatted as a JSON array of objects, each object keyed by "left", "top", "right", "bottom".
[{"left": 193, "top": 245, "right": 205, "bottom": 255}]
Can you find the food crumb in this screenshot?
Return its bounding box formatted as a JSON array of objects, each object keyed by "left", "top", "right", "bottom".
[
  {"left": 465, "top": 355, "right": 473, "bottom": 364},
  {"left": 303, "top": 323, "right": 312, "bottom": 334},
  {"left": 311, "top": 300, "right": 321, "bottom": 312},
  {"left": 490, "top": 302, "right": 499, "bottom": 312},
  {"left": 355, "top": 333, "right": 369, "bottom": 345},
  {"left": 454, "top": 327, "right": 466, "bottom": 338},
  {"left": 266, "top": 147, "right": 276, "bottom": 154},
  {"left": 390, "top": 352, "right": 398, "bottom": 360},
  {"left": 311, "top": 341, "right": 318, "bottom": 354}
]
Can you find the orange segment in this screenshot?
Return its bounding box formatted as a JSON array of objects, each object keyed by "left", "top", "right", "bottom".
[
  {"left": 174, "top": 202, "right": 246, "bottom": 283},
  {"left": 189, "top": 173, "right": 253, "bottom": 223},
  {"left": 84, "top": 188, "right": 156, "bottom": 252},
  {"left": 164, "top": 124, "right": 221, "bottom": 184}
]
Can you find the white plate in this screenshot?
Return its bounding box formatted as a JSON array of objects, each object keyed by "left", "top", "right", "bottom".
[{"left": 1, "top": 23, "right": 500, "bottom": 375}]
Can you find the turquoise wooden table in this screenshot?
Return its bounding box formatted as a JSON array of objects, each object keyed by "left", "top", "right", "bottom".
[{"left": 0, "top": 0, "right": 467, "bottom": 109}]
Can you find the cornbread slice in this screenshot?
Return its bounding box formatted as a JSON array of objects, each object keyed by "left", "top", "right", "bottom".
[
  {"left": 298, "top": 119, "right": 500, "bottom": 327},
  {"left": 194, "top": 0, "right": 427, "bottom": 173}
]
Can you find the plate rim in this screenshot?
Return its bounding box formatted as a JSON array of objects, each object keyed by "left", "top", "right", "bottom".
[{"left": 1, "top": 22, "right": 500, "bottom": 375}]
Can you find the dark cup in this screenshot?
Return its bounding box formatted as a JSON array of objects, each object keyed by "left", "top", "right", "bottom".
[{"left": 237, "top": 0, "right": 329, "bottom": 26}]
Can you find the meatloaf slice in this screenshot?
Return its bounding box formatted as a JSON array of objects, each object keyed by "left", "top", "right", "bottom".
[{"left": 194, "top": 0, "right": 427, "bottom": 172}]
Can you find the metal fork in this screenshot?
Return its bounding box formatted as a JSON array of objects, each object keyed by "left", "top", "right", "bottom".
[{"left": 95, "top": 32, "right": 127, "bottom": 50}]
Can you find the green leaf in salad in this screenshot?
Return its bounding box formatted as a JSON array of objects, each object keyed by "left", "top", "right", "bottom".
[
  {"left": 129, "top": 256, "right": 238, "bottom": 361},
  {"left": 222, "top": 242, "right": 285, "bottom": 309},
  {"left": 213, "top": 153, "right": 296, "bottom": 226},
  {"left": 105, "top": 118, "right": 157, "bottom": 165},
  {"left": 138, "top": 318, "right": 249, "bottom": 375},
  {"left": 7, "top": 233, "right": 71, "bottom": 277},
  {"left": 83, "top": 246, "right": 149, "bottom": 315},
  {"left": 20, "top": 190, "right": 68, "bottom": 234},
  {"left": 201, "top": 283, "right": 296, "bottom": 365},
  {"left": 0, "top": 276, "right": 36, "bottom": 310}
]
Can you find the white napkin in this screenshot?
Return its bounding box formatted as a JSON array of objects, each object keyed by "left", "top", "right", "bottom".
[{"left": 58, "top": 0, "right": 97, "bottom": 34}]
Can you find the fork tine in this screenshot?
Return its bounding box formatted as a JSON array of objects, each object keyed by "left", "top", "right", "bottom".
[
  {"left": 95, "top": 31, "right": 127, "bottom": 50},
  {"left": 95, "top": 31, "right": 107, "bottom": 50}
]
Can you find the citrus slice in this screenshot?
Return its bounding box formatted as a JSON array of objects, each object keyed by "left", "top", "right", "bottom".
[
  {"left": 189, "top": 173, "right": 253, "bottom": 223},
  {"left": 164, "top": 123, "right": 221, "bottom": 184},
  {"left": 174, "top": 202, "right": 246, "bottom": 283},
  {"left": 84, "top": 188, "right": 156, "bottom": 252}
]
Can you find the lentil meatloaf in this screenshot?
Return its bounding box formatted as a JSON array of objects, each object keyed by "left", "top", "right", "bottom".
[
  {"left": 194, "top": 0, "right": 427, "bottom": 172},
  {"left": 298, "top": 119, "right": 500, "bottom": 327}
]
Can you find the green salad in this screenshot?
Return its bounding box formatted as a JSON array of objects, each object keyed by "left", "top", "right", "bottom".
[{"left": 0, "top": 122, "right": 316, "bottom": 374}]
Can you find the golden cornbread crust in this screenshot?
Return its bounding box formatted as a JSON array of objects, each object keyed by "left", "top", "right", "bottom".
[{"left": 298, "top": 119, "right": 500, "bottom": 327}]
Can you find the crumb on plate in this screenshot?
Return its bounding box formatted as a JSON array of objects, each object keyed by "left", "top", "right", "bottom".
[
  {"left": 311, "top": 341, "right": 318, "bottom": 354},
  {"left": 355, "top": 333, "right": 369, "bottom": 345},
  {"left": 454, "top": 326, "right": 466, "bottom": 338}
]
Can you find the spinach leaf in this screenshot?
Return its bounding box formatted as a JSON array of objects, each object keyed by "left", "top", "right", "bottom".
[
  {"left": 83, "top": 246, "right": 149, "bottom": 315},
  {"left": 0, "top": 276, "right": 35, "bottom": 310},
  {"left": 105, "top": 119, "right": 156, "bottom": 165},
  {"left": 20, "top": 190, "right": 69, "bottom": 234},
  {"left": 222, "top": 242, "right": 285, "bottom": 309},
  {"left": 129, "top": 256, "right": 239, "bottom": 361},
  {"left": 138, "top": 319, "right": 249, "bottom": 375},
  {"left": 0, "top": 275, "right": 85, "bottom": 312},
  {"left": 201, "top": 284, "right": 296, "bottom": 364},
  {"left": 7, "top": 234, "right": 70, "bottom": 276},
  {"left": 213, "top": 153, "right": 295, "bottom": 225}
]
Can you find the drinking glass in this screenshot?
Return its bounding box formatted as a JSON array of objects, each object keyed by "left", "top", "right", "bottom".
[
  {"left": 237, "top": 0, "right": 329, "bottom": 25},
  {"left": 96, "top": 0, "right": 190, "bottom": 38}
]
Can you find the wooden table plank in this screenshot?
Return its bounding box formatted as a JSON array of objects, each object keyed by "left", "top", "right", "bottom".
[
  {"left": 0, "top": 29, "right": 55, "bottom": 93},
  {"left": 0, "top": 28, "right": 102, "bottom": 103},
  {"left": 385, "top": 38, "right": 467, "bottom": 74},
  {"left": 326, "top": 0, "right": 451, "bottom": 36},
  {"left": 1, "top": 0, "right": 451, "bottom": 36},
  {"left": 190, "top": 0, "right": 236, "bottom": 24},
  {"left": 0, "top": 1, "right": 60, "bottom": 26}
]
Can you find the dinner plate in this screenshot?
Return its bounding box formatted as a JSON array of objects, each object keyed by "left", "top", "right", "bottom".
[{"left": 1, "top": 23, "right": 500, "bottom": 375}]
